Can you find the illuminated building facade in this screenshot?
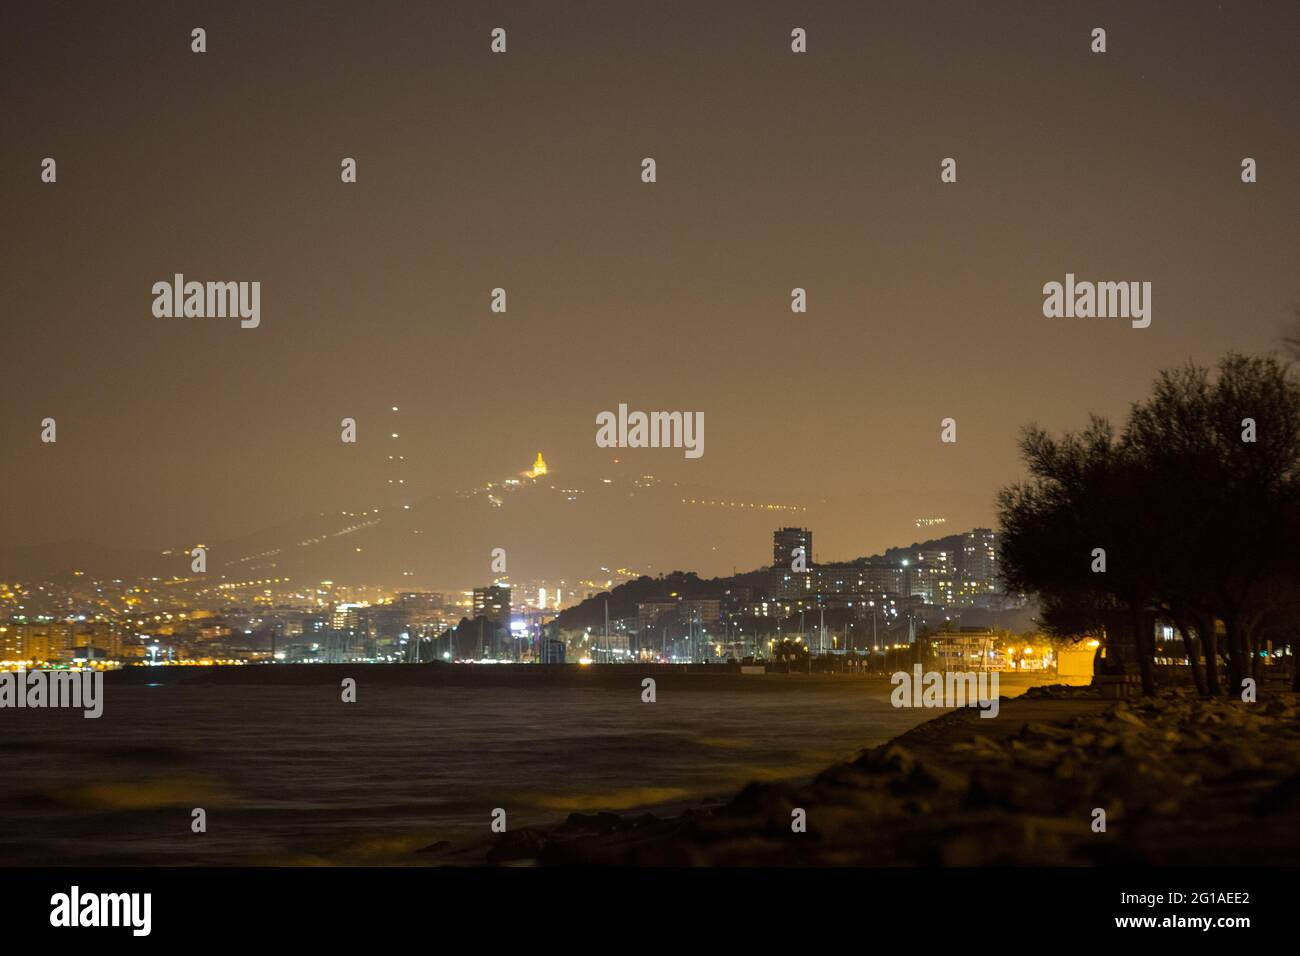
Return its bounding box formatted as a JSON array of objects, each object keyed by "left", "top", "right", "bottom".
[
  {"left": 473, "top": 585, "right": 511, "bottom": 624},
  {"left": 772, "top": 527, "right": 812, "bottom": 569}
]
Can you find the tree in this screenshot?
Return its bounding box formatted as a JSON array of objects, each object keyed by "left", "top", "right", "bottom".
[
  {"left": 998, "top": 418, "right": 1161, "bottom": 694},
  {"left": 771, "top": 638, "right": 809, "bottom": 671},
  {"left": 999, "top": 354, "right": 1300, "bottom": 697},
  {"left": 1126, "top": 356, "right": 1300, "bottom": 693}
]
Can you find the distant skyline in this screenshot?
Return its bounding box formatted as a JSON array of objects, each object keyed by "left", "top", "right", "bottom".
[{"left": 3, "top": 0, "right": 1298, "bottom": 579}]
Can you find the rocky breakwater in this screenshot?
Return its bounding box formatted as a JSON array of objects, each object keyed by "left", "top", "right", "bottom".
[{"left": 479, "top": 685, "right": 1300, "bottom": 865}]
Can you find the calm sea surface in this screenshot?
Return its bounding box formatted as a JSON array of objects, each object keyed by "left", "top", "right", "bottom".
[{"left": 0, "top": 672, "right": 1044, "bottom": 865}]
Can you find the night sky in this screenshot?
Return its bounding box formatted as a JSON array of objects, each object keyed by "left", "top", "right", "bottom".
[{"left": 3, "top": 0, "right": 1298, "bottom": 580}]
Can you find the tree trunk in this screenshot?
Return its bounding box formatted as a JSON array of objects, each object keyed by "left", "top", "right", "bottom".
[
  {"left": 1133, "top": 605, "right": 1157, "bottom": 696},
  {"left": 1247, "top": 626, "right": 1262, "bottom": 690},
  {"left": 1201, "top": 614, "right": 1222, "bottom": 697},
  {"left": 1176, "top": 621, "right": 1206, "bottom": 696},
  {"left": 1224, "top": 615, "right": 1243, "bottom": 696},
  {"left": 1292, "top": 630, "right": 1300, "bottom": 692}
]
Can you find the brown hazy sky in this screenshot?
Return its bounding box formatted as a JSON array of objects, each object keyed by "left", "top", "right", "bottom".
[{"left": 2, "top": 0, "right": 1298, "bottom": 575}]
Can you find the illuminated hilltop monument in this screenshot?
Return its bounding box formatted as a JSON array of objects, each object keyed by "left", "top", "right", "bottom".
[{"left": 528, "top": 452, "right": 548, "bottom": 478}]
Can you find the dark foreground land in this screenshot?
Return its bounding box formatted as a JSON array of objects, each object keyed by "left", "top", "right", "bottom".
[{"left": 460, "top": 685, "right": 1300, "bottom": 866}]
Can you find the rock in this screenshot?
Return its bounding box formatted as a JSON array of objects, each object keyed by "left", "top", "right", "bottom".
[
  {"left": 485, "top": 827, "right": 547, "bottom": 864},
  {"left": 1212, "top": 743, "right": 1265, "bottom": 773},
  {"left": 951, "top": 736, "right": 1007, "bottom": 759},
  {"left": 1112, "top": 708, "right": 1149, "bottom": 731},
  {"left": 1054, "top": 756, "right": 1081, "bottom": 781},
  {"left": 964, "top": 769, "right": 1040, "bottom": 811},
  {"left": 1263, "top": 697, "right": 1293, "bottom": 717},
  {"left": 1023, "top": 721, "right": 1073, "bottom": 741},
  {"left": 564, "top": 811, "right": 623, "bottom": 832},
  {"left": 892, "top": 761, "right": 969, "bottom": 796},
  {"left": 1256, "top": 771, "right": 1300, "bottom": 814},
  {"left": 863, "top": 743, "right": 917, "bottom": 775}
]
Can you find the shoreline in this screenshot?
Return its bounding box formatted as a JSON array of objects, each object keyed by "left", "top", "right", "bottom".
[
  {"left": 102, "top": 661, "right": 1021, "bottom": 687},
  {"left": 100, "top": 662, "right": 1061, "bottom": 703},
  {"left": 452, "top": 682, "right": 1300, "bottom": 866}
]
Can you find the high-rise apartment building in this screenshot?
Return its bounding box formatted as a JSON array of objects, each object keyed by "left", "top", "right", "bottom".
[
  {"left": 773, "top": 528, "right": 812, "bottom": 569},
  {"left": 472, "top": 585, "right": 511, "bottom": 624}
]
